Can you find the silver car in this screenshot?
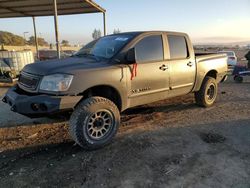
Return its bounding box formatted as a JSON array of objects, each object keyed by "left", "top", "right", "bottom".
[{"left": 218, "top": 51, "right": 237, "bottom": 67}]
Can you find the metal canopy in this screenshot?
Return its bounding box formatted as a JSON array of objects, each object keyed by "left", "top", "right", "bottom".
[
  {"left": 0, "top": 0, "right": 106, "bottom": 59},
  {"left": 0, "top": 0, "right": 105, "bottom": 18}
]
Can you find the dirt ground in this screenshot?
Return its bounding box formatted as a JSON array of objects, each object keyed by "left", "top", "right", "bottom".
[{"left": 0, "top": 75, "right": 249, "bottom": 188}]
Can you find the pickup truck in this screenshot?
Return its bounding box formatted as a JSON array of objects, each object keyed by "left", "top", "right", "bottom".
[{"left": 3, "top": 31, "right": 228, "bottom": 150}]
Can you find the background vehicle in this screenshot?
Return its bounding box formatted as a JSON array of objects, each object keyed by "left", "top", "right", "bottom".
[
  {"left": 218, "top": 51, "right": 237, "bottom": 67},
  {"left": 38, "top": 50, "right": 73, "bottom": 61},
  {"left": 63, "top": 50, "right": 77, "bottom": 57},
  {"left": 232, "top": 65, "right": 250, "bottom": 83},
  {"left": 3, "top": 31, "right": 228, "bottom": 150}
]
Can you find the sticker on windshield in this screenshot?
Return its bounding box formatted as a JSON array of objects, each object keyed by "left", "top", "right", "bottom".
[{"left": 115, "top": 37, "right": 129, "bottom": 41}]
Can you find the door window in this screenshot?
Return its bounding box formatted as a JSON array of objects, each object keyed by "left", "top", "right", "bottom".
[
  {"left": 168, "top": 35, "right": 188, "bottom": 59},
  {"left": 135, "top": 35, "right": 164, "bottom": 63}
]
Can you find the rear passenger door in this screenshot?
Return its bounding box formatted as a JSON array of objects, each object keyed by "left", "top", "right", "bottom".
[{"left": 166, "top": 34, "right": 196, "bottom": 97}]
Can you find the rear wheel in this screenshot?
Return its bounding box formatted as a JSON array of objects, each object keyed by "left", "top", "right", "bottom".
[
  {"left": 69, "top": 97, "right": 120, "bottom": 150},
  {"left": 195, "top": 76, "right": 218, "bottom": 107},
  {"left": 234, "top": 75, "right": 243, "bottom": 83}
]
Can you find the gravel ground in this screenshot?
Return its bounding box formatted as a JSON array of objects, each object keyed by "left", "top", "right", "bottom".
[{"left": 0, "top": 76, "right": 250, "bottom": 188}]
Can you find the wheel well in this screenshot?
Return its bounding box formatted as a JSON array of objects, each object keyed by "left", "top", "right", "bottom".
[
  {"left": 80, "top": 85, "right": 122, "bottom": 111},
  {"left": 205, "top": 70, "right": 217, "bottom": 79}
]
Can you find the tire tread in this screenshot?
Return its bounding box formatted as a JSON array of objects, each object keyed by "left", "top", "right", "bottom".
[
  {"left": 195, "top": 76, "right": 217, "bottom": 108},
  {"left": 69, "top": 97, "right": 119, "bottom": 150}
]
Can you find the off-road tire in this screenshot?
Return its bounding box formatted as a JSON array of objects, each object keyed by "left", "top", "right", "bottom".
[
  {"left": 195, "top": 76, "right": 218, "bottom": 107},
  {"left": 69, "top": 97, "right": 120, "bottom": 150}
]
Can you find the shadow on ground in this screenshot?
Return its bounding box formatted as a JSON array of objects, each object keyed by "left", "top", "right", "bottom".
[{"left": 0, "top": 119, "right": 250, "bottom": 188}]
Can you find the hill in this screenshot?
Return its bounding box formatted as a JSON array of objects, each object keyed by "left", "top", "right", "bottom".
[{"left": 0, "top": 31, "right": 26, "bottom": 46}]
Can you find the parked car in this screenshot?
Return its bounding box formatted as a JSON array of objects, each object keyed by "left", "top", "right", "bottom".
[
  {"left": 3, "top": 31, "right": 228, "bottom": 150},
  {"left": 218, "top": 51, "right": 237, "bottom": 67},
  {"left": 38, "top": 50, "right": 69, "bottom": 61},
  {"left": 63, "top": 50, "right": 76, "bottom": 56}
]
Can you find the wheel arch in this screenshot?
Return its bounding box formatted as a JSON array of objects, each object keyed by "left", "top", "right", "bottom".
[
  {"left": 205, "top": 70, "right": 218, "bottom": 80},
  {"left": 193, "top": 69, "right": 218, "bottom": 92},
  {"left": 77, "top": 85, "right": 122, "bottom": 111}
]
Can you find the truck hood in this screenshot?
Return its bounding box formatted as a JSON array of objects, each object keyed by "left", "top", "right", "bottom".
[{"left": 22, "top": 57, "right": 110, "bottom": 75}]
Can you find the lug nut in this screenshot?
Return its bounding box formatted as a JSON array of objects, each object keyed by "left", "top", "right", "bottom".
[
  {"left": 11, "top": 105, "right": 16, "bottom": 112},
  {"left": 31, "top": 103, "right": 39, "bottom": 111},
  {"left": 2, "top": 97, "right": 6, "bottom": 103}
]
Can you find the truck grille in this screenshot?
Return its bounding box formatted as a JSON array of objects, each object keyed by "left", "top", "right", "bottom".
[{"left": 18, "top": 72, "right": 40, "bottom": 90}]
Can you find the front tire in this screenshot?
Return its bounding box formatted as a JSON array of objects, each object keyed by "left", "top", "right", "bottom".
[
  {"left": 69, "top": 97, "right": 120, "bottom": 150},
  {"left": 195, "top": 76, "right": 218, "bottom": 107}
]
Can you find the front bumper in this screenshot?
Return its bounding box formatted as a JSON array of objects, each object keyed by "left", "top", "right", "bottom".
[{"left": 2, "top": 87, "right": 82, "bottom": 118}]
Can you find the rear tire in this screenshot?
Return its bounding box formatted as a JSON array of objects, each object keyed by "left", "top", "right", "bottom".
[
  {"left": 234, "top": 75, "right": 243, "bottom": 83},
  {"left": 69, "top": 97, "right": 120, "bottom": 150},
  {"left": 195, "top": 76, "right": 218, "bottom": 107}
]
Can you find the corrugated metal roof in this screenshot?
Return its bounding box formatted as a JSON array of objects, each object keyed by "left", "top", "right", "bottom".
[{"left": 0, "top": 0, "right": 105, "bottom": 18}]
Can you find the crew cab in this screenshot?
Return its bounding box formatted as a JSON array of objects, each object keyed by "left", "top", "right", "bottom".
[{"left": 3, "top": 31, "right": 228, "bottom": 149}]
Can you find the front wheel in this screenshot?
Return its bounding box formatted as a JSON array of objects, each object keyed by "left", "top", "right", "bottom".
[
  {"left": 195, "top": 76, "right": 218, "bottom": 107},
  {"left": 69, "top": 97, "right": 120, "bottom": 150}
]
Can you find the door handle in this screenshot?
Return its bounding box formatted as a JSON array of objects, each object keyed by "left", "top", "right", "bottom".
[
  {"left": 159, "top": 64, "right": 168, "bottom": 71},
  {"left": 187, "top": 62, "right": 193, "bottom": 67}
]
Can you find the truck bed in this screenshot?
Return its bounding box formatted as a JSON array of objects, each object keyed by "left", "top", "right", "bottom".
[
  {"left": 195, "top": 52, "right": 216, "bottom": 56},
  {"left": 195, "top": 53, "right": 226, "bottom": 63}
]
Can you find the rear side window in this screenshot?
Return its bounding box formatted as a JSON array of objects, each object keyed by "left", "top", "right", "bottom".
[
  {"left": 168, "top": 35, "right": 188, "bottom": 59},
  {"left": 135, "top": 35, "right": 164, "bottom": 62},
  {"left": 218, "top": 51, "right": 235, "bottom": 57},
  {"left": 226, "top": 52, "right": 235, "bottom": 56}
]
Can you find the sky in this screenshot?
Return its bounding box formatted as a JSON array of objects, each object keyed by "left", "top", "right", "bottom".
[{"left": 0, "top": 0, "right": 250, "bottom": 45}]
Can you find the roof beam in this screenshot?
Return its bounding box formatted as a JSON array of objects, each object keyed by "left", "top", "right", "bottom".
[
  {"left": 17, "top": 7, "right": 99, "bottom": 14},
  {"left": 0, "top": 5, "right": 31, "bottom": 16},
  {"left": 0, "top": 2, "right": 92, "bottom": 9},
  {"left": 0, "top": 0, "right": 105, "bottom": 18},
  {"left": 85, "top": 0, "right": 105, "bottom": 13}
]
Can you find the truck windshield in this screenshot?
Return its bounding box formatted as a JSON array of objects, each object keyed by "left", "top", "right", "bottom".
[{"left": 75, "top": 34, "right": 133, "bottom": 60}]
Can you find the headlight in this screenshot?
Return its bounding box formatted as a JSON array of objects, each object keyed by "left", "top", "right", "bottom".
[{"left": 40, "top": 74, "right": 73, "bottom": 92}]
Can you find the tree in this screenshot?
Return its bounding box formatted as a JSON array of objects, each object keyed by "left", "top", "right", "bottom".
[
  {"left": 28, "top": 36, "right": 48, "bottom": 46},
  {"left": 113, "top": 29, "right": 121, "bottom": 34},
  {"left": 61, "top": 40, "right": 70, "bottom": 47},
  {"left": 92, "top": 29, "right": 102, "bottom": 40},
  {"left": 0, "top": 31, "right": 26, "bottom": 46}
]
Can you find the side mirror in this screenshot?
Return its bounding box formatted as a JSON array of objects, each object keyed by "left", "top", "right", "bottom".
[{"left": 126, "top": 48, "right": 136, "bottom": 63}]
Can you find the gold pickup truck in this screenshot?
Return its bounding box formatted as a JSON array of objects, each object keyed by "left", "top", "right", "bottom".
[{"left": 3, "top": 31, "right": 228, "bottom": 150}]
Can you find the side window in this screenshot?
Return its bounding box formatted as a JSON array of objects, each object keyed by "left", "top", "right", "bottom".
[
  {"left": 168, "top": 35, "right": 188, "bottom": 59},
  {"left": 135, "top": 35, "right": 164, "bottom": 62}
]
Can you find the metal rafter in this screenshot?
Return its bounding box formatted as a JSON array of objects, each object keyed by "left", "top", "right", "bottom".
[{"left": 0, "top": 0, "right": 106, "bottom": 59}]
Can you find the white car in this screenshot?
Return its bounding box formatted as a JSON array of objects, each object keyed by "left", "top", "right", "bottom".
[{"left": 218, "top": 51, "right": 237, "bottom": 67}]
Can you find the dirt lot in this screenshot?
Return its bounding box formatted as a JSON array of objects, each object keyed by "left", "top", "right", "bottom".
[{"left": 0, "top": 76, "right": 249, "bottom": 188}]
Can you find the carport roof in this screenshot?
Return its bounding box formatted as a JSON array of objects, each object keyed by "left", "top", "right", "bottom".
[{"left": 0, "top": 0, "right": 105, "bottom": 18}]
